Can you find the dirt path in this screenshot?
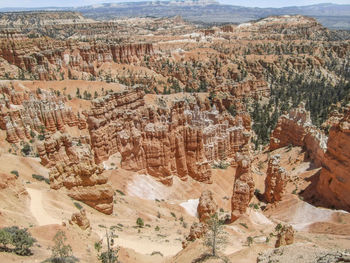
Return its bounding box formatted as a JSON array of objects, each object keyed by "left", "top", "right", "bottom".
[{"left": 27, "top": 188, "right": 61, "bottom": 226}]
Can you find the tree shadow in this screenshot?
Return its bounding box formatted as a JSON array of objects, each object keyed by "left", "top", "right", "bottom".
[{"left": 192, "top": 253, "right": 229, "bottom": 263}]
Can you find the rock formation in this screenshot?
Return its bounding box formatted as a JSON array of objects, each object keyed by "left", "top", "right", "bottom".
[
  {"left": 275, "top": 225, "right": 295, "bottom": 248},
  {"left": 182, "top": 222, "right": 207, "bottom": 249},
  {"left": 183, "top": 190, "right": 219, "bottom": 248},
  {"left": 264, "top": 155, "right": 289, "bottom": 203},
  {"left": 37, "top": 132, "right": 113, "bottom": 215},
  {"left": 0, "top": 38, "right": 154, "bottom": 80},
  {"left": 88, "top": 87, "right": 251, "bottom": 185},
  {"left": 317, "top": 106, "right": 350, "bottom": 212},
  {"left": 270, "top": 103, "right": 327, "bottom": 167},
  {"left": 197, "top": 190, "right": 218, "bottom": 223},
  {"left": 50, "top": 158, "right": 113, "bottom": 215},
  {"left": 69, "top": 209, "right": 90, "bottom": 230},
  {"left": 0, "top": 84, "right": 86, "bottom": 144},
  {"left": 231, "top": 154, "right": 255, "bottom": 222}
]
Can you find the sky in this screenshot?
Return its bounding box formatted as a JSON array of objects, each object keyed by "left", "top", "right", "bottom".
[{"left": 0, "top": 0, "right": 349, "bottom": 8}]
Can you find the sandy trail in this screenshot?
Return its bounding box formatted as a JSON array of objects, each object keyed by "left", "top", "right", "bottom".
[{"left": 27, "top": 188, "right": 61, "bottom": 226}]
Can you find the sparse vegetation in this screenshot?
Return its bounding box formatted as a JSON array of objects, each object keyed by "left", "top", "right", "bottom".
[
  {"left": 32, "top": 174, "right": 50, "bottom": 184},
  {"left": 115, "top": 190, "right": 125, "bottom": 196},
  {"left": 10, "top": 170, "right": 19, "bottom": 178},
  {"left": 0, "top": 226, "right": 36, "bottom": 256},
  {"left": 44, "top": 230, "right": 78, "bottom": 263},
  {"left": 204, "top": 214, "right": 228, "bottom": 257},
  {"left": 73, "top": 202, "right": 83, "bottom": 210},
  {"left": 95, "top": 228, "right": 119, "bottom": 263},
  {"left": 136, "top": 217, "right": 144, "bottom": 228}
]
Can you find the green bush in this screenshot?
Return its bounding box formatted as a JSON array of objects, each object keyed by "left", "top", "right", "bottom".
[
  {"left": 136, "top": 218, "right": 144, "bottom": 228},
  {"left": 73, "top": 202, "right": 83, "bottom": 210},
  {"left": 21, "top": 143, "right": 31, "bottom": 156},
  {"left": 32, "top": 174, "right": 49, "bottom": 184},
  {"left": 0, "top": 226, "right": 36, "bottom": 256},
  {"left": 239, "top": 223, "right": 248, "bottom": 229},
  {"left": 10, "top": 170, "right": 19, "bottom": 178},
  {"left": 115, "top": 189, "right": 125, "bottom": 196}
]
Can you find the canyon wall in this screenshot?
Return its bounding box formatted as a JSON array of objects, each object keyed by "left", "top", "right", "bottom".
[
  {"left": 270, "top": 103, "right": 327, "bottom": 167},
  {"left": 317, "top": 106, "right": 350, "bottom": 212},
  {"left": 0, "top": 38, "right": 154, "bottom": 80}
]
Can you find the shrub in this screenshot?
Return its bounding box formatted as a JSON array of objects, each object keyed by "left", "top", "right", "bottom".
[
  {"left": 155, "top": 226, "right": 160, "bottom": 231},
  {"left": 43, "top": 230, "right": 78, "bottom": 263},
  {"left": 32, "top": 174, "right": 49, "bottom": 184},
  {"left": 136, "top": 218, "right": 144, "bottom": 228},
  {"left": 212, "top": 161, "right": 229, "bottom": 169},
  {"left": 0, "top": 226, "right": 36, "bottom": 256},
  {"left": 247, "top": 236, "right": 253, "bottom": 247},
  {"left": 239, "top": 223, "right": 248, "bottom": 229},
  {"left": 73, "top": 202, "right": 83, "bottom": 210},
  {"left": 151, "top": 251, "right": 163, "bottom": 257},
  {"left": 170, "top": 212, "right": 176, "bottom": 219},
  {"left": 10, "top": 170, "right": 19, "bottom": 178},
  {"left": 115, "top": 189, "right": 125, "bottom": 196},
  {"left": 21, "top": 143, "right": 31, "bottom": 156}
]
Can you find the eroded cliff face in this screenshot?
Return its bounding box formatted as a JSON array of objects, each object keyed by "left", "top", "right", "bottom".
[
  {"left": 0, "top": 38, "right": 154, "bottom": 80},
  {"left": 317, "top": 106, "right": 350, "bottom": 212},
  {"left": 270, "top": 103, "right": 327, "bottom": 167},
  {"left": 0, "top": 84, "right": 86, "bottom": 144},
  {"left": 37, "top": 132, "right": 113, "bottom": 214},
  {"left": 87, "top": 87, "right": 251, "bottom": 185},
  {"left": 231, "top": 154, "right": 255, "bottom": 222},
  {"left": 264, "top": 155, "right": 289, "bottom": 203}
]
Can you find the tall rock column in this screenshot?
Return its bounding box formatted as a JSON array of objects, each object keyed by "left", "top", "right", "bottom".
[
  {"left": 264, "top": 155, "right": 289, "bottom": 203},
  {"left": 231, "top": 154, "right": 255, "bottom": 222}
]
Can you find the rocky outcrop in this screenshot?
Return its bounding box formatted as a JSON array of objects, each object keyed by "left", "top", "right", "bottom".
[
  {"left": 50, "top": 159, "right": 113, "bottom": 215},
  {"left": 270, "top": 103, "right": 327, "bottom": 167},
  {"left": 264, "top": 155, "right": 289, "bottom": 203},
  {"left": 182, "top": 222, "right": 207, "bottom": 248},
  {"left": 317, "top": 106, "right": 350, "bottom": 212},
  {"left": 0, "top": 85, "right": 86, "bottom": 143},
  {"left": 0, "top": 38, "right": 154, "bottom": 80},
  {"left": 37, "top": 132, "right": 89, "bottom": 168},
  {"left": 36, "top": 132, "right": 113, "bottom": 215},
  {"left": 69, "top": 209, "right": 90, "bottom": 230},
  {"left": 197, "top": 190, "right": 217, "bottom": 223},
  {"left": 275, "top": 225, "right": 294, "bottom": 248},
  {"left": 88, "top": 88, "right": 251, "bottom": 185},
  {"left": 231, "top": 154, "right": 255, "bottom": 222}
]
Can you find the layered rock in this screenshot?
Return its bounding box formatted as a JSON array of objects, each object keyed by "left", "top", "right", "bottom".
[
  {"left": 36, "top": 132, "right": 113, "bottom": 214},
  {"left": 0, "top": 38, "right": 154, "bottom": 80},
  {"left": 50, "top": 158, "right": 113, "bottom": 215},
  {"left": 37, "top": 132, "right": 89, "bottom": 168},
  {"left": 0, "top": 85, "right": 86, "bottom": 143},
  {"left": 197, "top": 190, "right": 218, "bottom": 223},
  {"left": 317, "top": 106, "right": 350, "bottom": 212},
  {"left": 264, "top": 155, "right": 289, "bottom": 203},
  {"left": 88, "top": 87, "right": 251, "bottom": 185},
  {"left": 69, "top": 209, "right": 90, "bottom": 230},
  {"left": 270, "top": 103, "right": 327, "bottom": 167},
  {"left": 275, "top": 225, "right": 295, "bottom": 248},
  {"left": 231, "top": 154, "right": 255, "bottom": 222}
]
